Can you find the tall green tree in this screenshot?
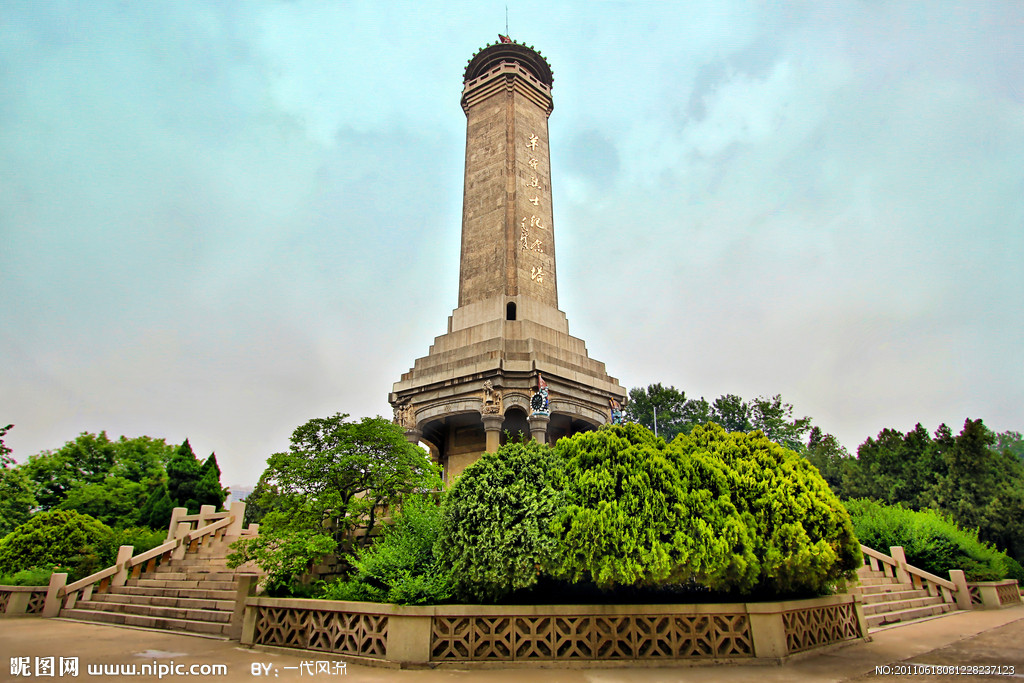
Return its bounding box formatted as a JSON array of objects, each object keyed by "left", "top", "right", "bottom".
[
  {"left": 994, "top": 430, "right": 1024, "bottom": 462},
  {"left": 623, "top": 384, "right": 689, "bottom": 441},
  {"left": 748, "top": 394, "right": 812, "bottom": 451},
  {"left": 710, "top": 394, "right": 751, "bottom": 433},
  {"left": 0, "top": 425, "right": 37, "bottom": 536},
  {"left": 23, "top": 432, "right": 118, "bottom": 510},
  {"left": 194, "top": 454, "right": 227, "bottom": 510},
  {"left": 21, "top": 432, "right": 175, "bottom": 523},
  {"left": 228, "top": 414, "right": 441, "bottom": 589},
  {"left": 836, "top": 418, "right": 1024, "bottom": 565},
  {"left": 139, "top": 482, "right": 174, "bottom": 530},
  {"left": 166, "top": 439, "right": 202, "bottom": 512}
]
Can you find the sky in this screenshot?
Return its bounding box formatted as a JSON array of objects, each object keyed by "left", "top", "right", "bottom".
[{"left": 2, "top": 1, "right": 1022, "bottom": 489}]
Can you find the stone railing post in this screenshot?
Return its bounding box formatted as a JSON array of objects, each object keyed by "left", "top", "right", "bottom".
[
  {"left": 171, "top": 521, "right": 191, "bottom": 560},
  {"left": 4, "top": 590, "right": 31, "bottom": 616},
  {"left": 240, "top": 602, "right": 258, "bottom": 646},
  {"left": 748, "top": 610, "right": 788, "bottom": 660},
  {"left": 949, "top": 570, "right": 972, "bottom": 610},
  {"left": 197, "top": 504, "right": 216, "bottom": 528},
  {"left": 166, "top": 507, "right": 188, "bottom": 542},
  {"left": 111, "top": 545, "right": 135, "bottom": 587},
  {"left": 225, "top": 501, "right": 246, "bottom": 542},
  {"left": 976, "top": 584, "right": 1002, "bottom": 608},
  {"left": 42, "top": 573, "right": 68, "bottom": 618},
  {"left": 227, "top": 575, "right": 258, "bottom": 640},
  {"left": 890, "top": 546, "right": 911, "bottom": 584},
  {"left": 386, "top": 614, "right": 432, "bottom": 666}
]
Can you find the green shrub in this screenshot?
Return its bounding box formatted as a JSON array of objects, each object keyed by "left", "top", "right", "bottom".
[
  {"left": 0, "top": 566, "right": 57, "bottom": 586},
  {"left": 321, "top": 495, "right": 452, "bottom": 605},
  {"left": 436, "top": 440, "right": 564, "bottom": 602},
  {"left": 844, "top": 498, "right": 1023, "bottom": 582},
  {"left": 551, "top": 423, "right": 761, "bottom": 592},
  {"left": 109, "top": 526, "right": 166, "bottom": 558},
  {"left": 0, "top": 510, "right": 115, "bottom": 581},
  {"left": 672, "top": 425, "right": 861, "bottom": 594}
]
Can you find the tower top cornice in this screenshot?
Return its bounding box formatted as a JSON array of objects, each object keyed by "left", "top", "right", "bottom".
[{"left": 464, "top": 41, "right": 553, "bottom": 87}]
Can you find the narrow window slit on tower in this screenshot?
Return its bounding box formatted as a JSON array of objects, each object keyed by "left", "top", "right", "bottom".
[{"left": 506, "top": 302, "right": 517, "bottom": 321}]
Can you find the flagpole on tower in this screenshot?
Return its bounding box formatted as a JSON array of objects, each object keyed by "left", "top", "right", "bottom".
[{"left": 505, "top": 5, "right": 508, "bottom": 36}]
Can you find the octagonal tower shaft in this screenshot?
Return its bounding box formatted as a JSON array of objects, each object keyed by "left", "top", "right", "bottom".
[{"left": 458, "top": 59, "right": 557, "bottom": 312}]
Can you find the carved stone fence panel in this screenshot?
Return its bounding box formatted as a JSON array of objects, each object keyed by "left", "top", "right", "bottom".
[
  {"left": 782, "top": 601, "right": 862, "bottom": 654},
  {"left": 241, "top": 595, "right": 865, "bottom": 667},
  {"left": 430, "top": 613, "right": 752, "bottom": 662}
]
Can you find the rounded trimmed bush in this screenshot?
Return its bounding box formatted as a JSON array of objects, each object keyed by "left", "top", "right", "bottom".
[
  {"left": 671, "top": 424, "right": 861, "bottom": 594},
  {"left": 0, "top": 509, "right": 115, "bottom": 580},
  {"left": 438, "top": 440, "right": 563, "bottom": 601}
]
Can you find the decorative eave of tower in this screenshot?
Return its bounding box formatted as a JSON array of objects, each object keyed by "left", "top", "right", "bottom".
[{"left": 461, "top": 42, "right": 554, "bottom": 115}]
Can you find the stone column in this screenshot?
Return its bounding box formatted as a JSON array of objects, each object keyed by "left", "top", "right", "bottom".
[
  {"left": 949, "top": 569, "right": 973, "bottom": 610},
  {"left": 528, "top": 414, "right": 550, "bottom": 445},
  {"left": 404, "top": 428, "right": 423, "bottom": 445},
  {"left": 482, "top": 414, "right": 504, "bottom": 452}
]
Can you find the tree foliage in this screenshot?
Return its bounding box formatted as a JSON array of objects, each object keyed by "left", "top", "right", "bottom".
[
  {"left": 438, "top": 440, "right": 564, "bottom": 601},
  {"left": 675, "top": 425, "right": 860, "bottom": 593},
  {"left": 0, "top": 509, "right": 115, "bottom": 580},
  {"left": 322, "top": 495, "right": 452, "bottom": 605},
  {"left": 623, "top": 386, "right": 811, "bottom": 450},
  {"left": 845, "top": 499, "right": 1024, "bottom": 582},
  {"left": 623, "top": 384, "right": 691, "bottom": 442},
  {"left": 433, "top": 422, "right": 856, "bottom": 601},
  {"left": 166, "top": 439, "right": 202, "bottom": 512},
  {"left": 551, "top": 423, "right": 764, "bottom": 592},
  {"left": 228, "top": 414, "right": 440, "bottom": 589},
  {"left": 21, "top": 432, "right": 176, "bottom": 525},
  {"left": 0, "top": 425, "right": 36, "bottom": 536},
  {"left": 824, "top": 419, "right": 1024, "bottom": 566}
]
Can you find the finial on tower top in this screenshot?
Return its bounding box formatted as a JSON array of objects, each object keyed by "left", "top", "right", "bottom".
[{"left": 498, "top": 34, "right": 512, "bottom": 44}]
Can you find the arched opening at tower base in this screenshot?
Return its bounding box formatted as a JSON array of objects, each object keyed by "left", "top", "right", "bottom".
[
  {"left": 500, "top": 407, "right": 528, "bottom": 445},
  {"left": 417, "top": 408, "right": 600, "bottom": 482}
]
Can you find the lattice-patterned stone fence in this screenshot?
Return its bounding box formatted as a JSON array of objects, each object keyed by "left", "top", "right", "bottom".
[
  {"left": 241, "top": 594, "right": 868, "bottom": 667},
  {"left": 0, "top": 586, "right": 48, "bottom": 618},
  {"left": 966, "top": 580, "right": 1023, "bottom": 609}
]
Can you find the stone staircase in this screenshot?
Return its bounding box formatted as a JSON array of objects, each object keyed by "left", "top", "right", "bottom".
[
  {"left": 857, "top": 563, "right": 954, "bottom": 629},
  {"left": 61, "top": 546, "right": 248, "bottom": 637},
  {"left": 56, "top": 503, "right": 261, "bottom": 638}
]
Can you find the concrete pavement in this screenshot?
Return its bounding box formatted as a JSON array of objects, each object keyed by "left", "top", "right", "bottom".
[{"left": 1, "top": 606, "right": 1021, "bottom": 681}]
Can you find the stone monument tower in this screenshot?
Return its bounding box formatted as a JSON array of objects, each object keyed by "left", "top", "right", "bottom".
[{"left": 390, "top": 40, "right": 626, "bottom": 480}]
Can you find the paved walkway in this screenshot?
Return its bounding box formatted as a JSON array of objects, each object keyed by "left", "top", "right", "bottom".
[{"left": 1, "top": 607, "right": 1021, "bottom": 681}]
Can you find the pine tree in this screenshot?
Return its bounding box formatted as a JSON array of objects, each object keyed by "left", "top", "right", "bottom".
[
  {"left": 166, "top": 439, "right": 201, "bottom": 512},
  {"left": 139, "top": 482, "right": 174, "bottom": 530},
  {"left": 195, "top": 454, "right": 227, "bottom": 510}
]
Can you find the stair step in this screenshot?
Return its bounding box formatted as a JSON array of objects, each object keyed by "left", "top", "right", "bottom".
[
  {"left": 858, "top": 576, "right": 903, "bottom": 586},
  {"left": 129, "top": 578, "right": 238, "bottom": 591},
  {"left": 76, "top": 599, "right": 231, "bottom": 623},
  {"left": 866, "top": 603, "right": 951, "bottom": 628},
  {"left": 61, "top": 608, "right": 229, "bottom": 635},
  {"left": 862, "top": 595, "right": 945, "bottom": 616},
  {"left": 115, "top": 585, "right": 237, "bottom": 601},
  {"left": 861, "top": 589, "right": 933, "bottom": 604},
  {"left": 174, "top": 557, "right": 229, "bottom": 568},
  {"left": 860, "top": 581, "right": 914, "bottom": 594},
  {"left": 140, "top": 570, "right": 239, "bottom": 582},
  {"left": 90, "top": 592, "right": 234, "bottom": 612}
]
